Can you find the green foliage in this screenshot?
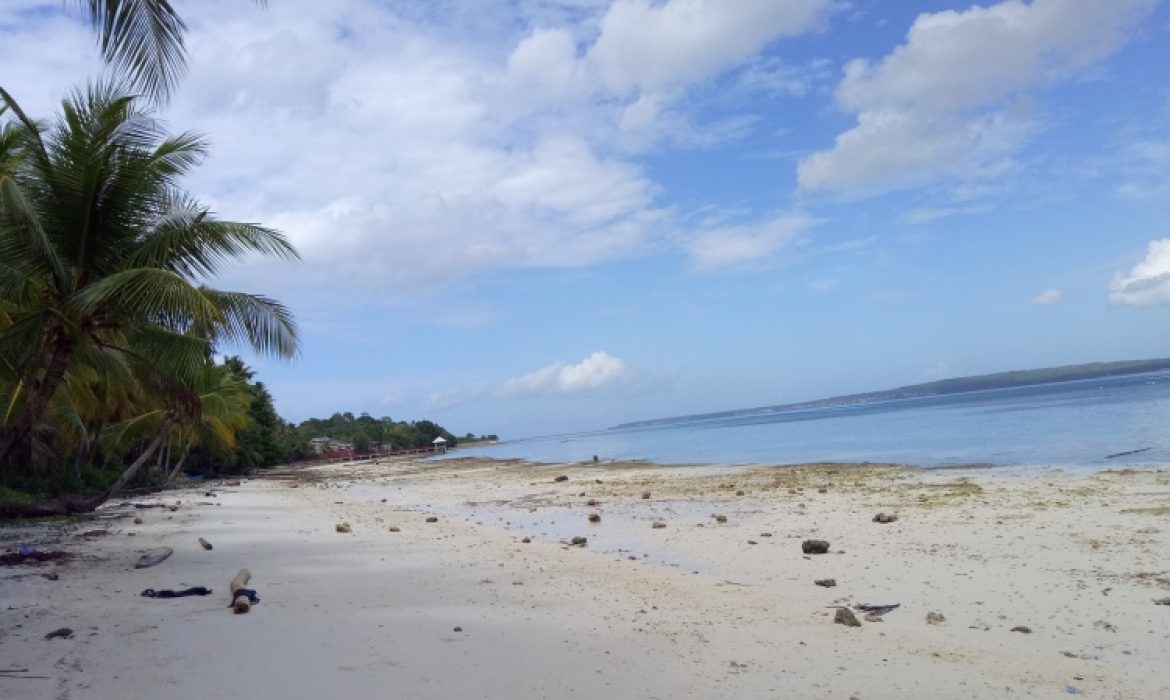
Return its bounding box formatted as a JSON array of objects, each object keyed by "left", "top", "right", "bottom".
[{"left": 293, "top": 413, "right": 459, "bottom": 452}]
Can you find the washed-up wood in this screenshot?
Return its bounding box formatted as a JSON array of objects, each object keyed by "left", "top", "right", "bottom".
[
  {"left": 230, "top": 569, "right": 252, "bottom": 614},
  {"left": 198, "top": 538, "right": 212, "bottom": 550},
  {"left": 134, "top": 547, "right": 173, "bottom": 569}
]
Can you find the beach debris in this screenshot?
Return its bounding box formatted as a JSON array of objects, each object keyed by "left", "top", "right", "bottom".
[
  {"left": 736, "top": 490, "right": 745, "bottom": 496},
  {"left": 802, "top": 539, "right": 830, "bottom": 554},
  {"left": 79, "top": 529, "right": 110, "bottom": 539},
  {"left": 198, "top": 538, "right": 213, "bottom": 550},
  {"left": 1093, "top": 620, "right": 1117, "bottom": 633},
  {"left": 381, "top": 498, "right": 387, "bottom": 503},
  {"left": 454, "top": 626, "right": 463, "bottom": 632},
  {"left": 651, "top": 521, "right": 667, "bottom": 529},
  {"left": 335, "top": 522, "right": 352, "bottom": 533},
  {"left": 588, "top": 513, "right": 601, "bottom": 523},
  {"left": 388, "top": 526, "right": 401, "bottom": 532},
  {"left": 1011, "top": 625, "right": 1032, "bottom": 634},
  {"left": 133, "top": 516, "right": 143, "bottom": 525},
  {"left": 713, "top": 514, "right": 728, "bottom": 523},
  {"left": 872, "top": 513, "right": 898, "bottom": 524},
  {"left": 1154, "top": 597, "right": 1170, "bottom": 605},
  {"left": 815, "top": 578, "right": 837, "bottom": 588},
  {"left": 1, "top": 548, "right": 69, "bottom": 566},
  {"left": 570, "top": 536, "right": 588, "bottom": 546},
  {"left": 642, "top": 491, "right": 651, "bottom": 499},
  {"left": 1066, "top": 685, "right": 1080, "bottom": 695},
  {"left": 554, "top": 475, "right": 569, "bottom": 482},
  {"left": 760, "top": 532, "right": 772, "bottom": 537},
  {"left": 1105, "top": 447, "right": 1151, "bottom": 459},
  {"left": 44, "top": 627, "right": 73, "bottom": 640},
  {"left": 834, "top": 607, "right": 862, "bottom": 627},
  {"left": 818, "top": 487, "right": 828, "bottom": 494},
  {"left": 229, "top": 569, "right": 258, "bottom": 614},
  {"left": 134, "top": 547, "right": 173, "bottom": 569},
  {"left": 926, "top": 611, "right": 946, "bottom": 625},
  {"left": 425, "top": 516, "right": 438, "bottom": 523},
  {"left": 747, "top": 540, "right": 758, "bottom": 545},
  {"left": 521, "top": 537, "right": 532, "bottom": 543},
  {"left": 141, "top": 586, "right": 212, "bottom": 598},
  {"left": 864, "top": 614, "right": 883, "bottom": 623},
  {"left": 729, "top": 661, "right": 748, "bottom": 669},
  {"left": 587, "top": 498, "right": 599, "bottom": 506},
  {"left": 856, "top": 603, "right": 900, "bottom": 616}
]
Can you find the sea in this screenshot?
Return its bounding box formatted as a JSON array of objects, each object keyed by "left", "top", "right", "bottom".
[{"left": 444, "top": 371, "right": 1170, "bottom": 469}]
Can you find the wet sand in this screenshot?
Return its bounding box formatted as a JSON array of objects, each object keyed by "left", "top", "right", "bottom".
[{"left": 2, "top": 458, "right": 1168, "bottom": 699}]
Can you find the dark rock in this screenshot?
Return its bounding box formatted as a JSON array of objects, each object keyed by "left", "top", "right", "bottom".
[
  {"left": 45, "top": 627, "right": 73, "bottom": 640},
  {"left": 872, "top": 513, "right": 898, "bottom": 524},
  {"left": 1011, "top": 625, "right": 1032, "bottom": 634},
  {"left": 554, "top": 475, "right": 569, "bottom": 482},
  {"left": 570, "top": 536, "right": 587, "bottom": 546},
  {"left": 335, "top": 522, "right": 352, "bottom": 533},
  {"left": 425, "top": 516, "right": 438, "bottom": 523},
  {"left": 588, "top": 513, "right": 601, "bottom": 523},
  {"left": 642, "top": 491, "right": 651, "bottom": 499},
  {"left": 454, "top": 626, "right": 463, "bottom": 632},
  {"left": 713, "top": 514, "right": 728, "bottom": 523},
  {"left": 651, "top": 521, "right": 666, "bottom": 529},
  {"left": 802, "top": 539, "right": 830, "bottom": 554},
  {"left": 815, "top": 578, "right": 837, "bottom": 588},
  {"left": 388, "top": 526, "right": 401, "bottom": 532},
  {"left": 587, "top": 499, "right": 599, "bottom": 506},
  {"left": 834, "top": 608, "right": 861, "bottom": 627},
  {"left": 521, "top": 537, "right": 531, "bottom": 543}
]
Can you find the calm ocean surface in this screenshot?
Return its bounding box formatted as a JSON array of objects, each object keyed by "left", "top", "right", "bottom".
[{"left": 446, "top": 372, "right": 1170, "bottom": 468}]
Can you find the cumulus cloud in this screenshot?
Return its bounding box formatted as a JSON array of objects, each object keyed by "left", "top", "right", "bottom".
[
  {"left": 1031, "top": 289, "right": 1065, "bottom": 306},
  {"left": 798, "top": 0, "right": 1156, "bottom": 196},
  {"left": 686, "top": 213, "right": 816, "bottom": 270},
  {"left": 1110, "top": 239, "right": 1170, "bottom": 306},
  {"left": 503, "top": 351, "right": 630, "bottom": 395}
]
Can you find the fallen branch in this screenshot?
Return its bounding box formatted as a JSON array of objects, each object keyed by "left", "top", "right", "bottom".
[{"left": 229, "top": 569, "right": 258, "bottom": 614}]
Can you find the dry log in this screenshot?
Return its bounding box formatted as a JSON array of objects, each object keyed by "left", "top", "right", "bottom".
[
  {"left": 230, "top": 569, "right": 252, "bottom": 614},
  {"left": 134, "top": 547, "right": 173, "bottom": 569}
]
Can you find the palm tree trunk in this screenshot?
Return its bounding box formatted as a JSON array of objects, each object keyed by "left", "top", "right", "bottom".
[
  {"left": 164, "top": 447, "right": 190, "bottom": 487},
  {"left": 104, "top": 420, "right": 172, "bottom": 501},
  {"left": 0, "top": 337, "right": 74, "bottom": 466}
]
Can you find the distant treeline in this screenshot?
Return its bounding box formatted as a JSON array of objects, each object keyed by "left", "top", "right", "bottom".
[
  {"left": 616, "top": 358, "right": 1170, "bottom": 430},
  {"left": 289, "top": 413, "right": 495, "bottom": 455}
]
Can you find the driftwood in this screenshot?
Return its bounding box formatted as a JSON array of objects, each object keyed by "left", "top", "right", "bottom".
[
  {"left": 230, "top": 569, "right": 252, "bottom": 614},
  {"left": 134, "top": 547, "right": 173, "bottom": 569},
  {"left": 198, "top": 538, "right": 213, "bottom": 550}
]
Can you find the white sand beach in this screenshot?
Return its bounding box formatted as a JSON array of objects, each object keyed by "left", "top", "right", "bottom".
[{"left": 2, "top": 458, "right": 1168, "bottom": 699}]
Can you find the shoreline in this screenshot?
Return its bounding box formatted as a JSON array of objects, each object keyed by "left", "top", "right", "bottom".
[{"left": 2, "top": 457, "right": 1168, "bottom": 698}]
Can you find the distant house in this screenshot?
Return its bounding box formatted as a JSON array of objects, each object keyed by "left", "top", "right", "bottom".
[
  {"left": 309, "top": 437, "right": 331, "bottom": 454},
  {"left": 432, "top": 436, "right": 447, "bottom": 454}
]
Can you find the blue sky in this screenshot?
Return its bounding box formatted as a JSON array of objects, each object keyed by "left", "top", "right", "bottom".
[{"left": 4, "top": 0, "right": 1170, "bottom": 438}]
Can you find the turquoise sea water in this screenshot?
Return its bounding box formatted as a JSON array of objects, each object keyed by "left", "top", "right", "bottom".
[{"left": 446, "top": 371, "right": 1170, "bottom": 468}]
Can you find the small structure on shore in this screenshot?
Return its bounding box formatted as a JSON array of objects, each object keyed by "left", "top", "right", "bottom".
[{"left": 432, "top": 436, "right": 448, "bottom": 454}]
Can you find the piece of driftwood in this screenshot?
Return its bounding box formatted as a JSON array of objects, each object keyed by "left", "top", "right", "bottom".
[
  {"left": 134, "top": 547, "right": 173, "bottom": 569},
  {"left": 198, "top": 538, "right": 212, "bottom": 550},
  {"left": 230, "top": 569, "right": 252, "bottom": 614}
]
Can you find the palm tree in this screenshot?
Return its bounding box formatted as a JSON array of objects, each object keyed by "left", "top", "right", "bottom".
[
  {"left": 78, "top": 0, "right": 267, "bottom": 104},
  {"left": 0, "top": 81, "right": 299, "bottom": 481}
]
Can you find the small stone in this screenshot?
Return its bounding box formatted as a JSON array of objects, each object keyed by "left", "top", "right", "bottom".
[
  {"left": 760, "top": 532, "right": 773, "bottom": 537},
  {"left": 425, "top": 516, "right": 438, "bottom": 523},
  {"left": 747, "top": 540, "right": 758, "bottom": 545},
  {"left": 872, "top": 512, "right": 898, "bottom": 523},
  {"left": 336, "top": 522, "right": 352, "bottom": 533},
  {"left": 642, "top": 491, "right": 651, "bottom": 499},
  {"left": 453, "top": 626, "right": 463, "bottom": 632},
  {"left": 133, "top": 516, "right": 143, "bottom": 525},
  {"left": 381, "top": 498, "right": 387, "bottom": 503},
  {"left": 1011, "top": 625, "right": 1032, "bottom": 634},
  {"left": 818, "top": 487, "right": 828, "bottom": 494},
  {"left": 570, "top": 536, "right": 588, "bottom": 546},
  {"left": 834, "top": 608, "right": 861, "bottom": 627},
  {"left": 926, "top": 611, "right": 946, "bottom": 625},
  {"left": 802, "top": 539, "right": 830, "bottom": 554},
  {"left": 588, "top": 513, "right": 601, "bottom": 523},
  {"left": 713, "top": 514, "right": 728, "bottom": 523},
  {"left": 521, "top": 537, "right": 531, "bottom": 543},
  {"left": 1154, "top": 597, "right": 1170, "bottom": 605},
  {"left": 587, "top": 499, "right": 599, "bottom": 506},
  {"left": 815, "top": 578, "right": 837, "bottom": 588},
  {"left": 388, "top": 526, "right": 401, "bottom": 532},
  {"left": 651, "top": 521, "right": 666, "bottom": 529},
  {"left": 44, "top": 627, "right": 74, "bottom": 640},
  {"left": 735, "top": 490, "right": 745, "bottom": 496},
  {"left": 554, "top": 475, "right": 569, "bottom": 482}
]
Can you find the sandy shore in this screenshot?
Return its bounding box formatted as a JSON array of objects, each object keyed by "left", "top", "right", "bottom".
[{"left": 2, "top": 458, "right": 1168, "bottom": 699}]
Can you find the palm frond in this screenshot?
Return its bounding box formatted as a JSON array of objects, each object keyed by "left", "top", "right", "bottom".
[
  {"left": 200, "top": 288, "right": 300, "bottom": 359},
  {"left": 83, "top": 0, "right": 188, "bottom": 104}
]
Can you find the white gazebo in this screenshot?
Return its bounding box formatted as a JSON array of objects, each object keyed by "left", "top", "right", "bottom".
[{"left": 432, "top": 436, "right": 448, "bottom": 454}]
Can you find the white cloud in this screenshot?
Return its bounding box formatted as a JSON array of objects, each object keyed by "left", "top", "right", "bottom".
[
  {"left": 503, "top": 351, "right": 630, "bottom": 395},
  {"left": 1031, "top": 289, "right": 1065, "bottom": 306},
  {"left": 1110, "top": 239, "right": 1170, "bottom": 306},
  {"left": 798, "top": 0, "right": 1156, "bottom": 196},
  {"left": 424, "top": 390, "right": 463, "bottom": 412},
  {"left": 687, "top": 213, "right": 816, "bottom": 270}
]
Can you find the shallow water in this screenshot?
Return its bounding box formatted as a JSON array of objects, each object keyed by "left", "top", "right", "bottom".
[{"left": 445, "top": 371, "right": 1170, "bottom": 468}]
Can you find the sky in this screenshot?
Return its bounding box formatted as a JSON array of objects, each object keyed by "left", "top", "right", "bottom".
[{"left": 3, "top": 0, "right": 1170, "bottom": 438}]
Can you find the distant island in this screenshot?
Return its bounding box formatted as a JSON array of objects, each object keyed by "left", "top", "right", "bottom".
[{"left": 614, "top": 358, "right": 1170, "bottom": 430}]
